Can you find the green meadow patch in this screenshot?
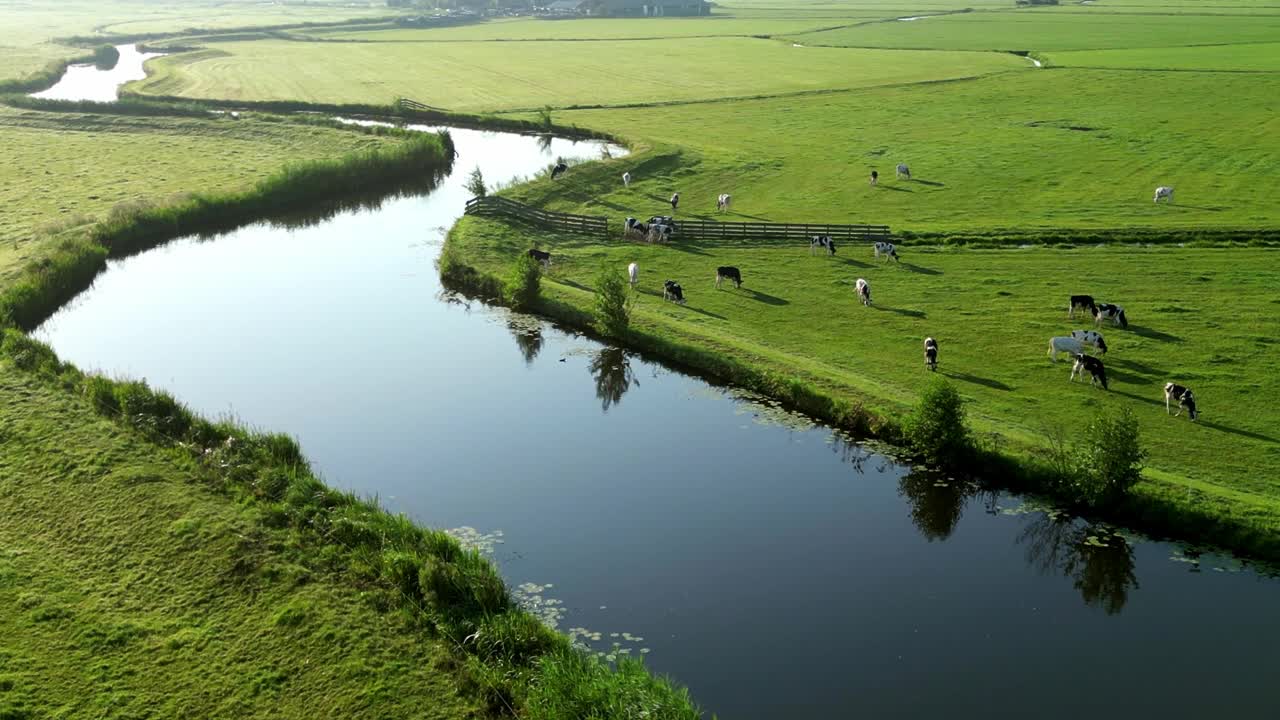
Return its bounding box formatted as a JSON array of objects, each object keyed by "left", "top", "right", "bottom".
[{"left": 1047, "top": 42, "right": 1280, "bottom": 72}]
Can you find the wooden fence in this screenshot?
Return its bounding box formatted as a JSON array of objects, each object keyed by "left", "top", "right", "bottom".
[
  {"left": 397, "top": 97, "right": 447, "bottom": 113},
  {"left": 464, "top": 196, "right": 891, "bottom": 242},
  {"left": 464, "top": 195, "right": 609, "bottom": 236}
]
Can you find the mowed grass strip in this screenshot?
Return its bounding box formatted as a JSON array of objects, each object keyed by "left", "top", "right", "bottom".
[
  {"left": 0, "top": 369, "right": 477, "bottom": 720},
  {"left": 0, "top": 105, "right": 410, "bottom": 286},
  {"left": 449, "top": 215, "right": 1280, "bottom": 525},
  {"left": 792, "top": 10, "right": 1280, "bottom": 50},
  {"left": 129, "top": 37, "right": 1025, "bottom": 111},
  {"left": 554, "top": 69, "right": 1280, "bottom": 232}
]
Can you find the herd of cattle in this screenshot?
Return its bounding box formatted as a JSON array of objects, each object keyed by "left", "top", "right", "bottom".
[{"left": 529, "top": 169, "right": 1198, "bottom": 422}]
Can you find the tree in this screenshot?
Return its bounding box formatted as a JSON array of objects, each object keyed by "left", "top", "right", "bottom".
[
  {"left": 902, "top": 377, "right": 972, "bottom": 465},
  {"left": 1076, "top": 406, "right": 1146, "bottom": 505},
  {"left": 465, "top": 166, "right": 486, "bottom": 198},
  {"left": 592, "top": 263, "right": 631, "bottom": 338}
]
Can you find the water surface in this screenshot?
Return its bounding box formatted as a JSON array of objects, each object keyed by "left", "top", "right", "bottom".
[
  {"left": 35, "top": 127, "right": 1280, "bottom": 719},
  {"left": 31, "top": 44, "right": 162, "bottom": 102}
]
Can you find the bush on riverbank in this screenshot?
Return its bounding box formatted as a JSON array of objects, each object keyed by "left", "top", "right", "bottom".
[
  {"left": 504, "top": 253, "right": 542, "bottom": 310},
  {"left": 592, "top": 263, "right": 631, "bottom": 339},
  {"left": 1075, "top": 407, "right": 1147, "bottom": 506},
  {"left": 902, "top": 377, "right": 972, "bottom": 466}
]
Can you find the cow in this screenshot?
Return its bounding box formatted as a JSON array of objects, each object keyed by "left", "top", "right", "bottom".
[
  {"left": 870, "top": 170, "right": 878, "bottom": 186},
  {"left": 1094, "top": 303, "right": 1129, "bottom": 329},
  {"left": 924, "top": 337, "right": 938, "bottom": 371},
  {"left": 1164, "top": 382, "right": 1199, "bottom": 420},
  {"left": 1070, "top": 353, "right": 1108, "bottom": 390},
  {"left": 1154, "top": 186, "right": 1174, "bottom": 204},
  {"left": 622, "top": 171, "right": 631, "bottom": 188},
  {"left": 873, "top": 241, "right": 900, "bottom": 262},
  {"left": 551, "top": 162, "right": 568, "bottom": 180},
  {"left": 663, "top": 279, "right": 686, "bottom": 304},
  {"left": 717, "top": 193, "right": 732, "bottom": 212},
  {"left": 526, "top": 248, "right": 551, "bottom": 266},
  {"left": 1070, "top": 329, "right": 1108, "bottom": 354},
  {"left": 1068, "top": 294, "right": 1097, "bottom": 320},
  {"left": 628, "top": 262, "right": 639, "bottom": 289},
  {"left": 670, "top": 192, "right": 680, "bottom": 212},
  {"left": 648, "top": 223, "right": 673, "bottom": 243},
  {"left": 648, "top": 215, "right": 676, "bottom": 229},
  {"left": 810, "top": 235, "right": 837, "bottom": 256},
  {"left": 856, "top": 278, "right": 872, "bottom": 306},
  {"left": 715, "top": 266, "right": 742, "bottom": 289},
  {"left": 896, "top": 163, "right": 911, "bottom": 180},
  {"left": 623, "top": 217, "right": 648, "bottom": 241},
  {"left": 1048, "top": 336, "right": 1087, "bottom": 362}
]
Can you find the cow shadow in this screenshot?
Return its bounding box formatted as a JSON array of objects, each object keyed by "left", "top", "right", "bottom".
[
  {"left": 741, "top": 288, "right": 789, "bottom": 306},
  {"left": 1129, "top": 325, "right": 1181, "bottom": 343},
  {"left": 724, "top": 212, "right": 773, "bottom": 222},
  {"left": 1109, "top": 358, "right": 1164, "bottom": 377},
  {"left": 836, "top": 256, "right": 873, "bottom": 268},
  {"left": 1167, "top": 204, "right": 1225, "bottom": 213},
  {"left": 945, "top": 371, "right": 1013, "bottom": 391},
  {"left": 664, "top": 241, "right": 712, "bottom": 256},
  {"left": 636, "top": 288, "right": 725, "bottom": 319},
  {"left": 1112, "top": 389, "right": 1164, "bottom": 407},
  {"left": 879, "top": 185, "right": 914, "bottom": 193},
  {"left": 900, "top": 262, "right": 942, "bottom": 276},
  {"left": 872, "top": 305, "right": 927, "bottom": 319},
  {"left": 1198, "top": 420, "right": 1279, "bottom": 444},
  {"left": 913, "top": 179, "right": 945, "bottom": 187}
]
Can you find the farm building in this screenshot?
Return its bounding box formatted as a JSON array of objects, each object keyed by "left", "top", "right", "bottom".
[{"left": 593, "top": 0, "right": 710, "bottom": 17}]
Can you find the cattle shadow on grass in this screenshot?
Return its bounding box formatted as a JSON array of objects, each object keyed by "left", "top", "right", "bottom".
[
  {"left": 900, "top": 262, "right": 942, "bottom": 276},
  {"left": 1128, "top": 325, "right": 1181, "bottom": 343},
  {"left": 945, "top": 371, "right": 1013, "bottom": 392},
  {"left": 879, "top": 185, "right": 914, "bottom": 193},
  {"left": 912, "top": 179, "right": 945, "bottom": 188},
  {"left": 1197, "top": 421, "right": 1279, "bottom": 445},
  {"left": 1109, "top": 358, "right": 1164, "bottom": 378},
  {"left": 741, "top": 288, "right": 789, "bottom": 306},
  {"left": 872, "top": 305, "right": 926, "bottom": 319},
  {"left": 1112, "top": 389, "right": 1164, "bottom": 408},
  {"left": 836, "top": 257, "right": 873, "bottom": 269}
]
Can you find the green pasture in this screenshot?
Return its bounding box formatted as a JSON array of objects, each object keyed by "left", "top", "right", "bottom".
[
  {"left": 0, "top": 105, "right": 408, "bottom": 286},
  {"left": 792, "top": 10, "right": 1280, "bottom": 51},
  {"left": 0, "top": 369, "right": 476, "bottom": 719},
  {"left": 551, "top": 69, "right": 1280, "bottom": 232},
  {"left": 449, "top": 212, "right": 1280, "bottom": 537},
  {"left": 304, "top": 16, "right": 871, "bottom": 42},
  {"left": 129, "top": 37, "right": 1025, "bottom": 111},
  {"left": 1048, "top": 42, "right": 1280, "bottom": 71}
]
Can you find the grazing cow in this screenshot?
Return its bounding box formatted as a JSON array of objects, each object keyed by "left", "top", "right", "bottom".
[
  {"left": 873, "top": 241, "right": 900, "bottom": 262},
  {"left": 810, "top": 235, "right": 837, "bottom": 256},
  {"left": 717, "top": 193, "right": 732, "bottom": 212},
  {"left": 870, "top": 170, "right": 878, "bottom": 186},
  {"left": 648, "top": 215, "right": 675, "bottom": 229},
  {"left": 670, "top": 192, "right": 680, "bottom": 212},
  {"left": 924, "top": 337, "right": 938, "bottom": 371},
  {"left": 715, "top": 266, "right": 742, "bottom": 289},
  {"left": 1068, "top": 294, "right": 1097, "bottom": 320},
  {"left": 527, "top": 248, "right": 551, "bottom": 266},
  {"left": 1094, "top": 302, "right": 1129, "bottom": 329},
  {"left": 622, "top": 171, "right": 632, "bottom": 188},
  {"left": 856, "top": 278, "right": 872, "bottom": 306},
  {"left": 896, "top": 163, "right": 911, "bottom": 180},
  {"left": 663, "top": 279, "right": 686, "bottom": 304},
  {"left": 551, "top": 162, "right": 568, "bottom": 180},
  {"left": 623, "top": 217, "right": 648, "bottom": 241},
  {"left": 628, "top": 262, "right": 639, "bottom": 289},
  {"left": 1070, "top": 329, "right": 1108, "bottom": 354},
  {"left": 1070, "top": 353, "right": 1108, "bottom": 390},
  {"left": 1154, "top": 186, "right": 1174, "bottom": 204},
  {"left": 1047, "top": 336, "right": 1087, "bottom": 362},
  {"left": 648, "top": 223, "right": 673, "bottom": 243},
  {"left": 1164, "top": 382, "right": 1199, "bottom": 420}
]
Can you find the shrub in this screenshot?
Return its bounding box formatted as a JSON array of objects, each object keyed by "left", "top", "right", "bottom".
[
  {"left": 902, "top": 377, "right": 972, "bottom": 465},
  {"left": 466, "top": 166, "right": 486, "bottom": 198},
  {"left": 1075, "top": 406, "right": 1147, "bottom": 506},
  {"left": 592, "top": 263, "right": 631, "bottom": 339},
  {"left": 504, "top": 253, "right": 542, "bottom": 310}
]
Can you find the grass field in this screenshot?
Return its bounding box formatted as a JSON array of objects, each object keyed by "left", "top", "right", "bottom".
[
  {"left": 1047, "top": 42, "right": 1280, "bottom": 71},
  {"left": 301, "top": 16, "right": 872, "bottom": 42},
  {"left": 0, "top": 368, "right": 477, "bottom": 719},
  {"left": 0, "top": 105, "right": 410, "bottom": 286},
  {"left": 129, "top": 37, "right": 1025, "bottom": 111}
]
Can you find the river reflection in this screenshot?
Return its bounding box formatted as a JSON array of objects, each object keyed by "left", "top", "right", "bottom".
[
  {"left": 1020, "top": 516, "right": 1139, "bottom": 615},
  {"left": 589, "top": 347, "right": 639, "bottom": 412},
  {"left": 508, "top": 319, "right": 545, "bottom": 366}
]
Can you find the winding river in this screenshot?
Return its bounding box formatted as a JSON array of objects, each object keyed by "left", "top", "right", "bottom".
[{"left": 30, "top": 50, "right": 1280, "bottom": 719}]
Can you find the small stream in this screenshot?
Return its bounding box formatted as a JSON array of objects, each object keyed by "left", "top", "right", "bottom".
[
  {"left": 27, "top": 46, "right": 1280, "bottom": 719},
  {"left": 30, "top": 43, "right": 162, "bottom": 102}
]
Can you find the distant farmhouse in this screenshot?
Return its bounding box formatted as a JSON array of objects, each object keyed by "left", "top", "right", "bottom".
[{"left": 544, "top": 0, "right": 710, "bottom": 17}]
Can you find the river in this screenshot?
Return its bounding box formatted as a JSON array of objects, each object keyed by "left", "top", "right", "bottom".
[{"left": 30, "top": 49, "right": 1280, "bottom": 719}]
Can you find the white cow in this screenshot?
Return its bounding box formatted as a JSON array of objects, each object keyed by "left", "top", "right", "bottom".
[
  {"left": 1048, "top": 336, "right": 1087, "bottom": 362},
  {"left": 896, "top": 163, "right": 911, "bottom": 180},
  {"left": 622, "top": 172, "right": 632, "bottom": 188},
  {"left": 1154, "top": 186, "right": 1174, "bottom": 203},
  {"left": 856, "top": 278, "right": 872, "bottom": 306},
  {"left": 628, "top": 262, "right": 639, "bottom": 289},
  {"left": 717, "top": 193, "right": 732, "bottom": 212}
]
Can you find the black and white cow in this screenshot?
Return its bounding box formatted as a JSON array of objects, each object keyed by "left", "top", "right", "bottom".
[
  {"left": 622, "top": 171, "right": 632, "bottom": 188},
  {"left": 648, "top": 224, "right": 674, "bottom": 243},
  {"left": 810, "top": 235, "right": 837, "bottom": 256},
  {"left": 715, "top": 266, "right": 742, "bottom": 289},
  {"left": 1068, "top": 294, "right": 1097, "bottom": 320},
  {"left": 924, "top": 337, "right": 938, "bottom": 371},
  {"left": 623, "top": 216, "right": 648, "bottom": 240},
  {"left": 870, "top": 170, "right": 878, "bottom": 186},
  {"left": 896, "top": 163, "right": 911, "bottom": 180},
  {"left": 527, "top": 248, "right": 551, "bottom": 266},
  {"left": 1070, "top": 353, "right": 1108, "bottom": 390},
  {"left": 1164, "top": 383, "right": 1199, "bottom": 420},
  {"left": 550, "top": 162, "right": 568, "bottom": 180},
  {"left": 1070, "top": 329, "right": 1108, "bottom": 354},
  {"left": 648, "top": 215, "right": 675, "bottom": 229},
  {"left": 717, "top": 193, "right": 732, "bottom": 212},
  {"left": 1048, "top": 336, "right": 1086, "bottom": 362},
  {"left": 1094, "top": 303, "right": 1129, "bottom": 329},
  {"left": 1154, "top": 185, "right": 1174, "bottom": 204},
  {"left": 670, "top": 192, "right": 680, "bottom": 212},
  {"left": 663, "top": 279, "right": 686, "bottom": 304},
  {"left": 874, "top": 241, "right": 900, "bottom": 262},
  {"left": 856, "top": 278, "right": 872, "bottom": 306}
]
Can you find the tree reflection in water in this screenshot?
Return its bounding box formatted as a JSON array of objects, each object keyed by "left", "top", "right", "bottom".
[
  {"left": 507, "top": 320, "right": 544, "bottom": 366},
  {"left": 1019, "top": 515, "right": 1139, "bottom": 615},
  {"left": 589, "top": 347, "right": 638, "bottom": 412},
  {"left": 898, "top": 471, "right": 974, "bottom": 542}
]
